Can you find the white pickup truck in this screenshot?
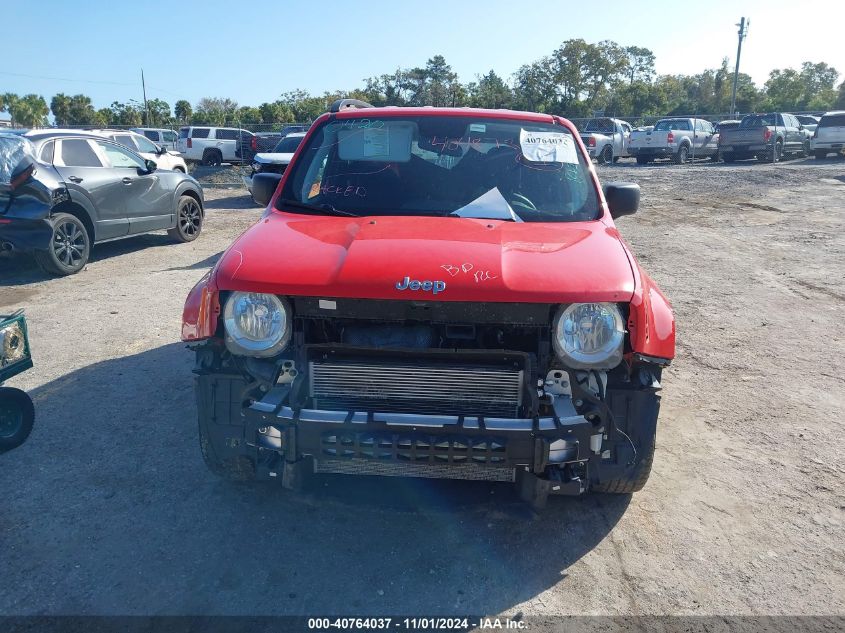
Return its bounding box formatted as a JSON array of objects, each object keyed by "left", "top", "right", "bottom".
[
  {"left": 578, "top": 118, "right": 633, "bottom": 164},
  {"left": 628, "top": 118, "right": 720, "bottom": 164}
]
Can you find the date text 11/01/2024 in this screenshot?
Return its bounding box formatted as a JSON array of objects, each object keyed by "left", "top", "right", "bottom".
[{"left": 307, "top": 617, "right": 525, "bottom": 630}]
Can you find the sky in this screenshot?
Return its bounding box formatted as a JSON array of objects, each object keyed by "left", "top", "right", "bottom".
[{"left": 3, "top": 0, "right": 845, "bottom": 112}]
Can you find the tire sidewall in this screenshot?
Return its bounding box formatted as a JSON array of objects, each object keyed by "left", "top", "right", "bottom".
[
  {"left": 0, "top": 387, "right": 35, "bottom": 452},
  {"left": 174, "top": 195, "right": 202, "bottom": 242},
  {"left": 44, "top": 213, "right": 90, "bottom": 275}
]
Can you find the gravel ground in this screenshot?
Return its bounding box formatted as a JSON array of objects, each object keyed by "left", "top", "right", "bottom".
[{"left": 0, "top": 157, "right": 843, "bottom": 618}]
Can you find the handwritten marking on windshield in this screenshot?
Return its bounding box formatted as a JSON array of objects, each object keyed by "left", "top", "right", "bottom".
[
  {"left": 319, "top": 184, "right": 367, "bottom": 198},
  {"left": 326, "top": 119, "right": 386, "bottom": 131}
]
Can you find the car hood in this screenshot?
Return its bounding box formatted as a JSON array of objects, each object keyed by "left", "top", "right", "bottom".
[
  {"left": 254, "top": 152, "right": 295, "bottom": 165},
  {"left": 215, "top": 213, "right": 635, "bottom": 303}
]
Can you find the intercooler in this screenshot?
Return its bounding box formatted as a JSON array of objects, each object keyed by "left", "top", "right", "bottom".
[{"left": 308, "top": 358, "right": 524, "bottom": 418}]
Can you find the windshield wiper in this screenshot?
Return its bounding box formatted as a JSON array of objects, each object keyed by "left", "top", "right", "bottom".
[{"left": 277, "top": 198, "right": 360, "bottom": 217}]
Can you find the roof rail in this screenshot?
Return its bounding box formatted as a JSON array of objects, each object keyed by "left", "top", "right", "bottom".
[{"left": 329, "top": 98, "right": 374, "bottom": 113}]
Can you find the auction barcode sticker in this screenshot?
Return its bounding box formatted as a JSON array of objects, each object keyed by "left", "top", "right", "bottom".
[{"left": 519, "top": 129, "right": 578, "bottom": 163}]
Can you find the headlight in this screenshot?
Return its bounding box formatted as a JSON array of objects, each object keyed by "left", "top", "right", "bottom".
[
  {"left": 0, "top": 315, "right": 31, "bottom": 369},
  {"left": 223, "top": 292, "right": 291, "bottom": 357},
  {"left": 553, "top": 303, "right": 625, "bottom": 369}
]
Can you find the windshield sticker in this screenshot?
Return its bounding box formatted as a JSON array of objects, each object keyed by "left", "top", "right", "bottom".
[
  {"left": 519, "top": 130, "right": 578, "bottom": 164},
  {"left": 362, "top": 128, "right": 390, "bottom": 158},
  {"left": 451, "top": 187, "right": 523, "bottom": 222},
  {"left": 469, "top": 123, "right": 486, "bottom": 133}
]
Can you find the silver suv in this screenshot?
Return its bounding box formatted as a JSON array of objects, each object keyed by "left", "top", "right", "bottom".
[{"left": 812, "top": 111, "right": 845, "bottom": 159}]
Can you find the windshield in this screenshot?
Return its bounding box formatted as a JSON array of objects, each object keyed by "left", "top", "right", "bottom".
[
  {"left": 654, "top": 120, "right": 690, "bottom": 131},
  {"left": 583, "top": 119, "right": 615, "bottom": 134},
  {"left": 820, "top": 113, "right": 845, "bottom": 127},
  {"left": 740, "top": 114, "right": 778, "bottom": 128},
  {"left": 273, "top": 135, "right": 304, "bottom": 153},
  {"left": 278, "top": 116, "right": 598, "bottom": 222}
]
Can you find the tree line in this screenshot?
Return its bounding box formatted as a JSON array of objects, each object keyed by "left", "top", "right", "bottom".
[{"left": 2, "top": 39, "right": 844, "bottom": 128}]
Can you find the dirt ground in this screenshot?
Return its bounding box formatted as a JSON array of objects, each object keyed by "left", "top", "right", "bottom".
[{"left": 1, "top": 157, "right": 843, "bottom": 618}]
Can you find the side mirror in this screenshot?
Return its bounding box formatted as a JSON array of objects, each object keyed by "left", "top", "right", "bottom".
[
  {"left": 252, "top": 172, "right": 283, "bottom": 207},
  {"left": 604, "top": 182, "right": 640, "bottom": 219},
  {"left": 143, "top": 159, "right": 158, "bottom": 173},
  {"left": 157, "top": 145, "right": 167, "bottom": 155}
]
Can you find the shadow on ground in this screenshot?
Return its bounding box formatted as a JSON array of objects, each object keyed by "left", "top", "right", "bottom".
[
  {"left": 0, "top": 234, "right": 184, "bottom": 287},
  {"left": 204, "top": 195, "right": 259, "bottom": 210},
  {"left": 1, "top": 343, "right": 630, "bottom": 615}
]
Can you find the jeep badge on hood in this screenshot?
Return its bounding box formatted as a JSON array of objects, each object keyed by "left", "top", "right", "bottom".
[{"left": 395, "top": 277, "right": 447, "bottom": 294}]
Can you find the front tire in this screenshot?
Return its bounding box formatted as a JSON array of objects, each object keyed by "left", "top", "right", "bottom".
[
  {"left": 168, "top": 195, "right": 203, "bottom": 243},
  {"left": 591, "top": 391, "right": 660, "bottom": 494},
  {"left": 0, "top": 387, "right": 35, "bottom": 454},
  {"left": 198, "top": 415, "right": 255, "bottom": 481},
  {"left": 592, "top": 441, "right": 655, "bottom": 494},
  {"left": 34, "top": 212, "right": 90, "bottom": 276},
  {"left": 800, "top": 140, "right": 811, "bottom": 158}
]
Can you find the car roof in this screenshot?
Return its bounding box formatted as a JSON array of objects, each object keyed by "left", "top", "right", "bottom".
[
  {"left": 329, "top": 106, "right": 557, "bottom": 124},
  {"left": 90, "top": 129, "right": 141, "bottom": 135},
  {"left": 24, "top": 129, "right": 108, "bottom": 141},
  {"left": 180, "top": 125, "right": 244, "bottom": 130},
  {"left": 285, "top": 132, "right": 306, "bottom": 138},
  {"left": 821, "top": 110, "right": 845, "bottom": 116}
]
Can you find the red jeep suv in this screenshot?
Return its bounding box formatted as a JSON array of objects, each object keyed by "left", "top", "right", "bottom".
[{"left": 182, "top": 100, "right": 675, "bottom": 506}]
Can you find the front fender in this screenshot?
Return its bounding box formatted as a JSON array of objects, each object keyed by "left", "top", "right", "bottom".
[
  {"left": 620, "top": 243, "right": 675, "bottom": 361},
  {"left": 63, "top": 191, "right": 98, "bottom": 234},
  {"left": 182, "top": 269, "right": 220, "bottom": 342},
  {"left": 175, "top": 180, "right": 205, "bottom": 210}
]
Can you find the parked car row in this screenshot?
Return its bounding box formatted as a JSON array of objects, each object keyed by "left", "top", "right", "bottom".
[
  {"left": 0, "top": 131, "right": 204, "bottom": 276},
  {"left": 176, "top": 125, "right": 310, "bottom": 166},
  {"left": 577, "top": 111, "right": 845, "bottom": 165}
]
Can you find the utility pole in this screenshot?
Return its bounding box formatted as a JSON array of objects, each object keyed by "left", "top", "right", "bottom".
[
  {"left": 141, "top": 69, "right": 150, "bottom": 125},
  {"left": 730, "top": 17, "right": 750, "bottom": 118}
]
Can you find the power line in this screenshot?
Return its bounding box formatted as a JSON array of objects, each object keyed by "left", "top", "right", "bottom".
[{"left": 0, "top": 70, "right": 187, "bottom": 100}]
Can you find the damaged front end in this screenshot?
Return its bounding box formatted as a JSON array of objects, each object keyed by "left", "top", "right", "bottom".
[{"left": 188, "top": 291, "right": 668, "bottom": 507}]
